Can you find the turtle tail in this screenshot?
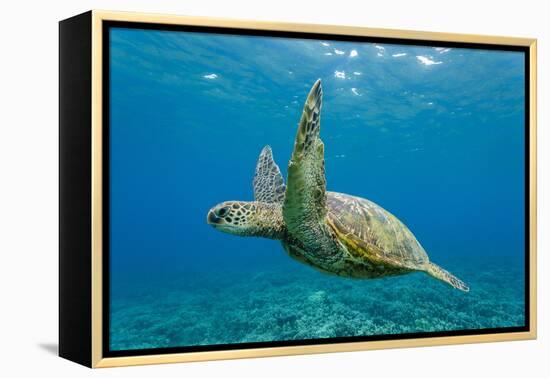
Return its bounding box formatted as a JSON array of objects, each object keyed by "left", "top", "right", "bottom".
[{"left": 426, "top": 263, "right": 469, "bottom": 292}]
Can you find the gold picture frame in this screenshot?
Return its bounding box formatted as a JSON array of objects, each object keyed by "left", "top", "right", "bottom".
[{"left": 59, "top": 10, "right": 537, "bottom": 368}]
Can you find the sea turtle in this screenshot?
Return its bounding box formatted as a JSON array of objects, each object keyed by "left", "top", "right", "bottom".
[{"left": 207, "top": 79, "right": 469, "bottom": 292}]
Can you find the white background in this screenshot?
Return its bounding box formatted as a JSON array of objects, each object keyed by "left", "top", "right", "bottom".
[{"left": 0, "top": 0, "right": 547, "bottom": 376}]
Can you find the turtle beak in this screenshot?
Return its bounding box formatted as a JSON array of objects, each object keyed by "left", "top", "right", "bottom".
[{"left": 207, "top": 210, "right": 222, "bottom": 225}]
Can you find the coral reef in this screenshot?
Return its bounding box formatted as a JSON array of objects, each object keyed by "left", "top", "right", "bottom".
[{"left": 110, "top": 256, "right": 525, "bottom": 351}]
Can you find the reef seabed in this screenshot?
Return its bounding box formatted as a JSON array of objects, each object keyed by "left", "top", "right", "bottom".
[{"left": 110, "top": 257, "right": 524, "bottom": 351}]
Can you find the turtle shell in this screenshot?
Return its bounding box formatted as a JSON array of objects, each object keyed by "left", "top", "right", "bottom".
[{"left": 326, "top": 192, "right": 429, "bottom": 270}]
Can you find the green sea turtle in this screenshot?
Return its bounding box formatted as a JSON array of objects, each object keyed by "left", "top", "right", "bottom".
[{"left": 207, "top": 79, "right": 469, "bottom": 292}]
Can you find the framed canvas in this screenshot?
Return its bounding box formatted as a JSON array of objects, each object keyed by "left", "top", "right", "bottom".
[{"left": 59, "top": 10, "right": 537, "bottom": 368}]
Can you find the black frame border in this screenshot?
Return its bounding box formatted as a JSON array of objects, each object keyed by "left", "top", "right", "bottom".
[
  {"left": 59, "top": 11, "right": 93, "bottom": 367},
  {"left": 101, "top": 20, "right": 531, "bottom": 358}
]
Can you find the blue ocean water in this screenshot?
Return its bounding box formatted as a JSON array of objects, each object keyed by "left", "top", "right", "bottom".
[{"left": 108, "top": 27, "right": 526, "bottom": 351}]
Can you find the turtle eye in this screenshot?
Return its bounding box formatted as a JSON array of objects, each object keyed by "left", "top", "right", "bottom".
[{"left": 216, "top": 206, "right": 230, "bottom": 217}]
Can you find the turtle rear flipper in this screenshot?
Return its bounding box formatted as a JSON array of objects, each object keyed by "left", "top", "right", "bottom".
[{"left": 426, "top": 263, "right": 469, "bottom": 292}]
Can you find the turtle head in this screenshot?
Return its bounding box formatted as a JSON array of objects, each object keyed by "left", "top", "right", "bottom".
[
  {"left": 207, "top": 201, "right": 255, "bottom": 235},
  {"left": 207, "top": 201, "right": 285, "bottom": 239}
]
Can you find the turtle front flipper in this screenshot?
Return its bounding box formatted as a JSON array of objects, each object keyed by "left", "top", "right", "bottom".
[
  {"left": 283, "top": 79, "right": 329, "bottom": 241},
  {"left": 253, "top": 145, "right": 286, "bottom": 203}
]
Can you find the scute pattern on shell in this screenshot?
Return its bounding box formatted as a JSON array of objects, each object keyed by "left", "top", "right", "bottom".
[{"left": 326, "top": 192, "right": 429, "bottom": 270}]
